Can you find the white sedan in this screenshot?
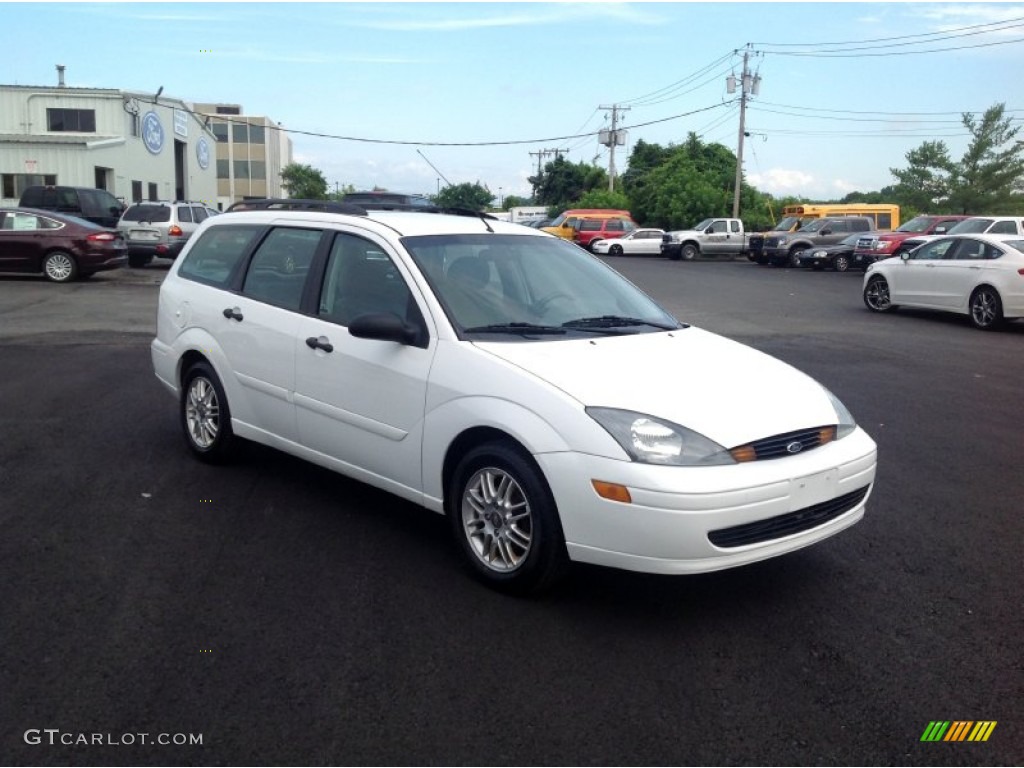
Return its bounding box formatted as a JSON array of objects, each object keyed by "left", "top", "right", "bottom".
[
  {"left": 591, "top": 228, "right": 665, "bottom": 256},
  {"left": 863, "top": 233, "right": 1024, "bottom": 330}
]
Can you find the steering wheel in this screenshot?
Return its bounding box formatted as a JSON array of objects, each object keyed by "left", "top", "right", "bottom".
[{"left": 532, "top": 291, "right": 573, "bottom": 315}]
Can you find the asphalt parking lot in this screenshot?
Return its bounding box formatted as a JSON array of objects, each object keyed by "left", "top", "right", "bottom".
[{"left": 1, "top": 257, "right": 1021, "bottom": 766}]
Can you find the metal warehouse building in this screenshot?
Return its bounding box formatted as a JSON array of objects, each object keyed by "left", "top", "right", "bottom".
[{"left": 0, "top": 72, "right": 218, "bottom": 208}]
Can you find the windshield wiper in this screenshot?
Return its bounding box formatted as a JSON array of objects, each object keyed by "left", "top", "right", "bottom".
[
  {"left": 463, "top": 322, "right": 567, "bottom": 335},
  {"left": 561, "top": 315, "right": 682, "bottom": 331}
]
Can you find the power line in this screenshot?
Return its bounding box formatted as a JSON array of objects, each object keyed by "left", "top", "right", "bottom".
[
  {"left": 615, "top": 51, "right": 736, "bottom": 107},
  {"left": 760, "top": 34, "right": 1024, "bottom": 58},
  {"left": 750, "top": 15, "right": 1024, "bottom": 49},
  {"left": 754, "top": 101, "right": 1024, "bottom": 117}
]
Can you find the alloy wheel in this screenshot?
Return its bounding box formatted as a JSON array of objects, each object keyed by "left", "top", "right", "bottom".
[
  {"left": 460, "top": 466, "right": 533, "bottom": 572},
  {"left": 185, "top": 376, "right": 220, "bottom": 449}
]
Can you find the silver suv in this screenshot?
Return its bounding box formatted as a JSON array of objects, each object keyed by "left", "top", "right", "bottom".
[{"left": 118, "top": 201, "right": 218, "bottom": 267}]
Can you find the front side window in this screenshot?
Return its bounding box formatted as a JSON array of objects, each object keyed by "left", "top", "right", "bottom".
[
  {"left": 579, "top": 220, "right": 602, "bottom": 232},
  {"left": 242, "top": 228, "right": 322, "bottom": 311},
  {"left": 318, "top": 233, "right": 414, "bottom": 326},
  {"left": 913, "top": 239, "right": 956, "bottom": 261},
  {"left": 179, "top": 224, "right": 264, "bottom": 287},
  {"left": 605, "top": 219, "right": 624, "bottom": 232}
]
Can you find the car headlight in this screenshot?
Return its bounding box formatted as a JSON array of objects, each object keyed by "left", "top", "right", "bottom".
[
  {"left": 876, "top": 241, "right": 894, "bottom": 251},
  {"left": 587, "top": 407, "right": 734, "bottom": 466},
  {"left": 777, "top": 236, "right": 788, "bottom": 246},
  {"left": 812, "top": 249, "right": 827, "bottom": 258},
  {"left": 824, "top": 389, "right": 857, "bottom": 439}
]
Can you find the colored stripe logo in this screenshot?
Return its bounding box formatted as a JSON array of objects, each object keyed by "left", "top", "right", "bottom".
[{"left": 921, "top": 721, "right": 997, "bottom": 742}]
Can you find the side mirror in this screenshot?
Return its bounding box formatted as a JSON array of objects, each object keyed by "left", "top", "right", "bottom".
[
  {"left": 820, "top": 228, "right": 832, "bottom": 235},
  {"left": 349, "top": 312, "right": 419, "bottom": 345},
  {"left": 901, "top": 251, "right": 911, "bottom": 261},
  {"left": 705, "top": 227, "right": 714, "bottom": 234},
  {"left": 935, "top": 226, "right": 947, "bottom": 234}
]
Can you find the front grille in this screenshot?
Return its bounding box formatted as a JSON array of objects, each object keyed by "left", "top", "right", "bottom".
[
  {"left": 661, "top": 234, "right": 673, "bottom": 244},
  {"left": 731, "top": 426, "right": 834, "bottom": 462},
  {"left": 708, "top": 485, "right": 870, "bottom": 548},
  {"left": 764, "top": 236, "right": 782, "bottom": 248},
  {"left": 856, "top": 236, "right": 875, "bottom": 249}
]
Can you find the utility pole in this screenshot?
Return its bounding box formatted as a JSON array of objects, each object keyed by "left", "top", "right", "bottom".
[
  {"left": 529, "top": 148, "right": 569, "bottom": 200},
  {"left": 729, "top": 47, "right": 761, "bottom": 219},
  {"left": 599, "top": 104, "right": 630, "bottom": 191}
]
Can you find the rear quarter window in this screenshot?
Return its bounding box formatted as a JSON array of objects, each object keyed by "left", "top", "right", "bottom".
[{"left": 178, "top": 225, "right": 265, "bottom": 287}]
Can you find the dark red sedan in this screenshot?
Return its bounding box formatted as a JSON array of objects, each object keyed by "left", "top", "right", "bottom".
[{"left": 0, "top": 207, "right": 127, "bottom": 282}]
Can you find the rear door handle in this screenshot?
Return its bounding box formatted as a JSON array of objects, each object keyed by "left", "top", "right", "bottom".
[
  {"left": 305, "top": 336, "right": 334, "bottom": 353},
  {"left": 222, "top": 307, "right": 243, "bottom": 321}
]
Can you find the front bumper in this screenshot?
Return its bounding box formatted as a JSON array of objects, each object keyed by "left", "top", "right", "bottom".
[
  {"left": 537, "top": 428, "right": 877, "bottom": 574},
  {"left": 660, "top": 243, "right": 681, "bottom": 258}
]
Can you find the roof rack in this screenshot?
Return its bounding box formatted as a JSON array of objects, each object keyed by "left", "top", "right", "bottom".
[
  {"left": 224, "top": 198, "right": 498, "bottom": 221},
  {"left": 225, "top": 198, "right": 367, "bottom": 215}
]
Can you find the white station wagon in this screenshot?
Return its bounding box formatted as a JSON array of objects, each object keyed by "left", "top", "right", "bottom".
[{"left": 152, "top": 200, "right": 878, "bottom": 593}]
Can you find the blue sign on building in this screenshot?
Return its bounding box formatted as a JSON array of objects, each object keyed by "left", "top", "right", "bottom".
[
  {"left": 196, "top": 137, "right": 210, "bottom": 170},
  {"left": 142, "top": 111, "right": 164, "bottom": 155}
]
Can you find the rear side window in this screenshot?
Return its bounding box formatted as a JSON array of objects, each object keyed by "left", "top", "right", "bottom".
[
  {"left": 605, "top": 220, "right": 624, "bottom": 232},
  {"left": 179, "top": 225, "right": 264, "bottom": 287},
  {"left": 177, "top": 207, "right": 194, "bottom": 223},
  {"left": 242, "top": 228, "right": 322, "bottom": 311},
  {"left": 122, "top": 205, "right": 171, "bottom": 223},
  {"left": 579, "top": 220, "right": 602, "bottom": 231},
  {"left": 192, "top": 207, "right": 208, "bottom": 223}
]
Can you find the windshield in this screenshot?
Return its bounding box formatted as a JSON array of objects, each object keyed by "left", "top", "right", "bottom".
[
  {"left": 402, "top": 233, "right": 680, "bottom": 338},
  {"left": 122, "top": 204, "right": 171, "bottom": 222},
  {"left": 896, "top": 215, "right": 937, "bottom": 233},
  {"left": 690, "top": 218, "right": 713, "bottom": 231},
  {"left": 771, "top": 216, "right": 801, "bottom": 231},
  {"left": 947, "top": 218, "right": 993, "bottom": 234}
]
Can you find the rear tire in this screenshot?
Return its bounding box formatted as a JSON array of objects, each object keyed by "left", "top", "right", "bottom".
[
  {"left": 969, "top": 286, "right": 1003, "bottom": 330},
  {"left": 42, "top": 251, "right": 78, "bottom": 283},
  {"left": 834, "top": 255, "right": 850, "bottom": 272},
  {"left": 448, "top": 441, "right": 568, "bottom": 595},
  {"left": 180, "top": 362, "right": 237, "bottom": 463}
]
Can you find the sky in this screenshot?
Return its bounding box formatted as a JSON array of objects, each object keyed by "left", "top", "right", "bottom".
[{"left": 3, "top": 1, "right": 1023, "bottom": 203}]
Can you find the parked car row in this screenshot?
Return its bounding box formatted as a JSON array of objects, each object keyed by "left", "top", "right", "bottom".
[{"left": 0, "top": 185, "right": 221, "bottom": 281}]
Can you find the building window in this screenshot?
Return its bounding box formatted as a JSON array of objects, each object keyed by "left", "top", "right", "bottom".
[
  {"left": 233, "top": 160, "right": 250, "bottom": 179},
  {"left": 216, "top": 159, "right": 230, "bottom": 179},
  {"left": 128, "top": 113, "right": 140, "bottom": 137},
  {"left": 249, "top": 161, "right": 266, "bottom": 180},
  {"left": 248, "top": 124, "right": 265, "bottom": 144},
  {"left": 2, "top": 173, "right": 58, "bottom": 198},
  {"left": 216, "top": 106, "right": 240, "bottom": 115},
  {"left": 232, "top": 123, "right": 249, "bottom": 143},
  {"left": 47, "top": 108, "right": 96, "bottom": 132},
  {"left": 211, "top": 122, "right": 228, "bottom": 143},
  {"left": 131, "top": 180, "right": 143, "bottom": 202},
  {"left": 148, "top": 183, "right": 158, "bottom": 201}
]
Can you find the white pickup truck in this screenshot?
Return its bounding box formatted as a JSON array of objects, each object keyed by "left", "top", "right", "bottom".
[{"left": 660, "top": 217, "right": 750, "bottom": 261}]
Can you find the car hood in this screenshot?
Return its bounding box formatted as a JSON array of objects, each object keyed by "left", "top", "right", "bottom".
[{"left": 474, "top": 328, "right": 839, "bottom": 448}]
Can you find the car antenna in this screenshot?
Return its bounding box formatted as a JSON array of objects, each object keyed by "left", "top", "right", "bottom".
[{"left": 476, "top": 210, "right": 494, "bottom": 233}]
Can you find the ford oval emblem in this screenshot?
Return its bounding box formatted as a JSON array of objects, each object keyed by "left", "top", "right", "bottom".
[{"left": 786, "top": 441, "right": 804, "bottom": 454}]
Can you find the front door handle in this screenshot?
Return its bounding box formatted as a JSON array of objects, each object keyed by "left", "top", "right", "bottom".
[
  {"left": 222, "top": 307, "right": 243, "bottom": 321},
  {"left": 305, "top": 336, "right": 334, "bottom": 353}
]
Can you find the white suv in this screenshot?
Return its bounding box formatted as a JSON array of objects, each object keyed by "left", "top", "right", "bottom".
[
  {"left": 152, "top": 200, "right": 877, "bottom": 593},
  {"left": 119, "top": 201, "right": 219, "bottom": 267}
]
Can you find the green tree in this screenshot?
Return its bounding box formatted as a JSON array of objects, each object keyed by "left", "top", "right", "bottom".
[
  {"left": 502, "top": 194, "right": 531, "bottom": 210},
  {"left": 280, "top": 163, "right": 329, "bottom": 200},
  {"left": 529, "top": 156, "right": 609, "bottom": 211},
  {"left": 890, "top": 103, "right": 1024, "bottom": 214},
  {"left": 434, "top": 181, "right": 493, "bottom": 211},
  {"left": 574, "top": 188, "right": 630, "bottom": 211}
]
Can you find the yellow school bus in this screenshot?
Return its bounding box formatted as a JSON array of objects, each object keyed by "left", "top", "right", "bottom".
[{"left": 782, "top": 203, "right": 900, "bottom": 231}]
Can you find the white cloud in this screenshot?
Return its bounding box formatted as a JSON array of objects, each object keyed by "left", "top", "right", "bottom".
[
  {"left": 347, "top": 2, "right": 664, "bottom": 32},
  {"left": 747, "top": 168, "right": 815, "bottom": 194}
]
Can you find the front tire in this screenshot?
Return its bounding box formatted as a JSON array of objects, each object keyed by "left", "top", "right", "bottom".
[
  {"left": 43, "top": 251, "right": 78, "bottom": 283},
  {"left": 681, "top": 243, "right": 699, "bottom": 261},
  {"left": 181, "top": 362, "right": 237, "bottom": 463},
  {"left": 609, "top": 243, "right": 624, "bottom": 256},
  {"left": 969, "top": 286, "right": 1003, "bottom": 330},
  {"left": 834, "top": 255, "right": 850, "bottom": 272},
  {"left": 863, "top": 275, "right": 894, "bottom": 313},
  {"left": 788, "top": 248, "right": 802, "bottom": 268},
  {"left": 448, "top": 441, "right": 568, "bottom": 595}
]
